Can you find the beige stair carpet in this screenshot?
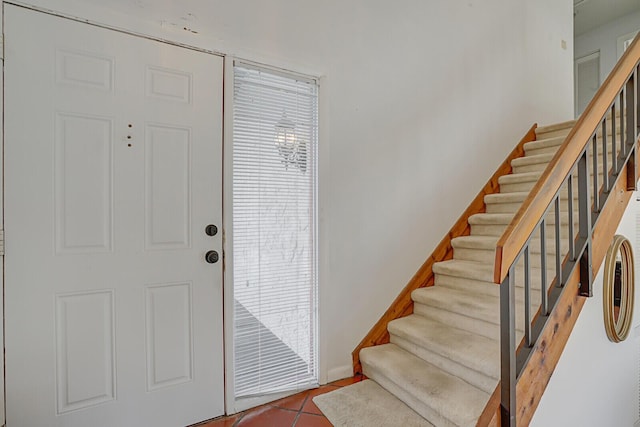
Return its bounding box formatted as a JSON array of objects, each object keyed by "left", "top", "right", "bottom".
[
  {"left": 338, "top": 120, "right": 590, "bottom": 426},
  {"left": 313, "top": 379, "right": 433, "bottom": 427}
]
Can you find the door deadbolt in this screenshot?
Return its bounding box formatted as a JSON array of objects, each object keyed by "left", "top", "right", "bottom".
[
  {"left": 205, "top": 250, "right": 219, "bottom": 264},
  {"left": 205, "top": 224, "right": 218, "bottom": 236}
]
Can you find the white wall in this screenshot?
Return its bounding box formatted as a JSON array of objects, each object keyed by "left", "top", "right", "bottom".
[
  {"left": 575, "top": 8, "right": 640, "bottom": 88},
  {"left": 11, "top": 0, "right": 574, "bottom": 383},
  {"left": 532, "top": 197, "right": 640, "bottom": 426},
  {"left": 524, "top": 0, "right": 576, "bottom": 123}
]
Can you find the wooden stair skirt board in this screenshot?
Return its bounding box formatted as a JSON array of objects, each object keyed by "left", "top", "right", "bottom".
[{"left": 351, "top": 115, "right": 640, "bottom": 426}]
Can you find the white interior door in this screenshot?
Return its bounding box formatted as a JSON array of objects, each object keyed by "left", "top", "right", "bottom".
[
  {"left": 4, "top": 5, "right": 224, "bottom": 426},
  {"left": 575, "top": 51, "right": 600, "bottom": 117}
]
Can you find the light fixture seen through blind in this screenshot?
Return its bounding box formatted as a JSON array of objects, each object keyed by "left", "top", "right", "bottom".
[{"left": 232, "top": 62, "right": 318, "bottom": 399}]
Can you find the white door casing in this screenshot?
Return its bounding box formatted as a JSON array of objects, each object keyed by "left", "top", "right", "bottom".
[
  {"left": 4, "top": 5, "right": 224, "bottom": 426},
  {"left": 617, "top": 30, "right": 639, "bottom": 59},
  {"left": 575, "top": 51, "right": 600, "bottom": 118}
]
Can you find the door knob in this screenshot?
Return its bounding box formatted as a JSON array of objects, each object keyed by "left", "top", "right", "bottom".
[
  {"left": 205, "top": 250, "right": 219, "bottom": 264},
  {"left": 205, "top": 224, "right": 218, "bottom": 236}
]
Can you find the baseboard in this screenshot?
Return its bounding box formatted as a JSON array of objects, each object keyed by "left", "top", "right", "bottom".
[{"left": 327, "top": 365, "right": 353, "bottom": 383}]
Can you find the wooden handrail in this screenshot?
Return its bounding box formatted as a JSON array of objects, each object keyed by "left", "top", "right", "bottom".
[{"left": 493, "top": 35, "right": 640, "bottom": 284}]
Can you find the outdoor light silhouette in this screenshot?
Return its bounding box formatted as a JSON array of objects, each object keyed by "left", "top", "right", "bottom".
[{"left": 275, "top": 112, "right": 306, "bottom": 172}]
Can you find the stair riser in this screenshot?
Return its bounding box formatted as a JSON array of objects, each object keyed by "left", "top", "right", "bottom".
[
  {"left": 500, "top": 171, "right": 606, "bottom": 193},
  {"left": 453, "top": 247, "right": 495, "bottom": 263},
  {"left": 470, "top": 223, "right": 576, "bottom": 236},
  {"left": 526, "top": 142, "right": 616, "bottom": 157},
  {"left": 432, "top": 277, "right": 548, "bottom": 313},
  {"left": 499, "top": 181, "right": 538, "bottom": 193},
  {"left": 518, "top": 155, "right": 624, "bottom": 177},
  {"left": 511, "top": 162, "right": 602, "bottom": 175},
  {"left": 433, "top": 262, "right": 555, "bottom": 284},
  {"left": 523, "top": 142, "right": 563, "bottom": 157},
  {"left": 485, "top": 201, "right": 523, "bottom": 213},
  {"left": 535, "top": 129, "right": 571, "bottom": 139},
  {"left": 525, "top": 129, "right": 621, "bottom": 155},
  {"left": 413, "top": 299, "right": 536, "bottom": 336},
  {"left": 535, "top": 119, "right": 575, "bottom": 135},
  {"left": 512, "top": 162, "right": 550, "bottom": 174},
  {"left": 433, "top": 274, "right": 499, "bottom": 297},
  {"left": 389, "top": 334, "right": 498, "bottom": 395},
  {"left": 454, "top": 247, "right": 568, "bottom": 268},
  {"left": 470, "top": 223, "right": 506, "bottom": 236},
  {"left": 415, "top": 303, "right": 500, "bottom": 340},
  {"left": 485, "top": 196, "right": 582, "bottom": 213},
  {"left": 454, "top": 232, "right": 572, "bottom": 253}
]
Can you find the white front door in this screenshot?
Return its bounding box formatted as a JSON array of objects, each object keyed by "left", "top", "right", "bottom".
[{"left": 4, "top": 5, "right": 224, "bottom": 426}]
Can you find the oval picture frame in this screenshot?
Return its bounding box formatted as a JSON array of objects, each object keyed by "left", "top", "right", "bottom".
[{"left": 603, "top": 234, "right": 635, "bottom": 343}]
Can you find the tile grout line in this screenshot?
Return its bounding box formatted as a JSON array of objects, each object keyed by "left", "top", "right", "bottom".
[
  {"left": 231, "top": 412, "right": 245, "bottom": 427},
  {"left": 292, "top": 409, "right": 303, "bottom": 426}
]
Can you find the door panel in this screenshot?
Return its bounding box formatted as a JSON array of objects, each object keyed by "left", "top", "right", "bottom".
[{"left": 4, "top": 6, "right": 224, "bottom": 426}]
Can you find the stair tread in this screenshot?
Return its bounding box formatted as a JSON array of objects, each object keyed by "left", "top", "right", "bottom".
[
  {"left": 511, "top": 152, "right": 555, "bottom": 166},
  {"left": 451, "top": 235, "right": 499, "bottom": 250},
  {"left": 388, "top": 315, "right": 499, "bottom": 380},
  {"left": 360, "top": 344, "right": 489, "bottom": 427},
  {"left": 469, "top": 211, "right": 576, "bottom": 227},
  {"left": 484, "top": 191, "right": 528, "bottom": 203},
  {"left": 498, "top": 171, "right": 542, "bottom": 184},
  {"left": 413, "top": 285, "right": 539, "bottom": 338},
  {"left": 523, "top": 136, "right": 565, "bottom": 152},
  {"left": 433, "top": 259, "right": 494, "bottom": 281},
  {"left": 536, "top": 120, "right": 576, "bottom": 135},
  {"left": 468, "top": 213, "right": 514, "bottom": 225},
  {"left": 433, "top": 258, "right": 551, "bottom": 286},
  {"left": 434, "top": 275, "right": 500, "bottom": 297},
  {"left": 412, "top": 285, "right": 500, "bottom": 322}
]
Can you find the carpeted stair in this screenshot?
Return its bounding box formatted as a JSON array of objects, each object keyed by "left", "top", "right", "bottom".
[{"left": 357, "top": 118, "right": 622, "bottom": 426}]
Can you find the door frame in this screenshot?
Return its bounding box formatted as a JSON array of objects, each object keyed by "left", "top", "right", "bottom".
[
  {"left": 574, "top": 50, "right": 600, "bottom": 117},
  {"left": 0, "top": 4, "right": 5, "bottom": 426},
  {"left": 221, "top": 57, "right": 323, "bottom": 415},
  {"left": 617, "top": 30, "right": 639, "bottom": 59}
]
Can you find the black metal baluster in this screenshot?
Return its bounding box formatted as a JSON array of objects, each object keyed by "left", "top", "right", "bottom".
[
  {"left": 602, "top": 120, "right": 609, "bottom": 192},
  {"left": 637, "top": 65, "right": 640, "bottom": 136},
  {"left": 621, "top": 90, "right": 626, "bottom": 157},
  {"left": 524, "top": 246, "right": 532, "bottom": 347},
  {"left": 612, "top": 104, "right": 618, "bottom": 172},
  {"left": 592, "top": 134, "right": 599, "bottom": 212},
  {"left": 540, "top": 221, "right": 548, "bottom": 315},
  {"left": 500, "top": 266, "right": 516, "bottom": 427},
  {"left": 578, "top": 151, "right": 593, "bottom": 297},
  {"left": 567, "top": 175, "right": 575, "bottom": 261},
  {"left": 555, "top": 197, "right": 562, "bottom": 287},
  {"left": 626, "top": 74, "right": 638, "bottom": 191}
]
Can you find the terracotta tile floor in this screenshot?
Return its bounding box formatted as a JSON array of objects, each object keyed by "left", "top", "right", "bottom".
[{"left": 197, "top": 375, "right": 365, "bottom": 427}]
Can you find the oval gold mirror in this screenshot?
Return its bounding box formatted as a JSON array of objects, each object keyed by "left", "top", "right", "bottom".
[{"left": 603, "top": 234, "right": 635, "bottom": 342}]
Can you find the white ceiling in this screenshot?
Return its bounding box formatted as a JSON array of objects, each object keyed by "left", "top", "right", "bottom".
[
  {"left": 574, "top": 0, "right": 640, "bottom": 36},
  {"left": 49, "top": 0, "right": 640, "bottom": 41}
]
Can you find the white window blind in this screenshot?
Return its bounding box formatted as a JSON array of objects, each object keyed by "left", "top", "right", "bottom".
[{"left": 232, "top": 62, "right": 318, "bottom": 398}]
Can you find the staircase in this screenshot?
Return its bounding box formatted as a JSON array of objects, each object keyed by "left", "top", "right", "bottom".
[
  {"left": 359, "top": 121, "right": 575, "bottom": 426},
  {"left": 353, "top": 34, "right": 640, "bottom": 426}
]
